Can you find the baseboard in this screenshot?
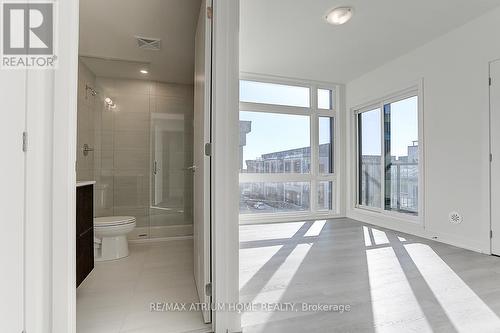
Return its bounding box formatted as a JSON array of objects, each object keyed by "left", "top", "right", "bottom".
[{"left": 346, "top": 209, "right": 488, "bottom": 254}]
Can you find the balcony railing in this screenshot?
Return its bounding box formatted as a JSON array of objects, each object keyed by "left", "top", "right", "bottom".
[{"left": 360, "top": 159, "right": 418, "bottom": 215}]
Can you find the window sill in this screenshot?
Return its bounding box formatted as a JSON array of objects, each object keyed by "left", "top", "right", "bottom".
[
  {"left": 353, "top": 206, "right": 422, "bottom": 225},
  {"left": 239, "top": 211, "right": 343, "bottom": 225}
]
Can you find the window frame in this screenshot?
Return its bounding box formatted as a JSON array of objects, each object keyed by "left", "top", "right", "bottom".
[
  {"left": 239, "top": 73, "right": 340, "bottom": 223},
  {"left": 353, "top": 84, "right": 424, "bottom": 224}
]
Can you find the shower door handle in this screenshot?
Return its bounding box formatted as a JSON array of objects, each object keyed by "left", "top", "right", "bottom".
[
  {"left": 186, "top": 166, "right": 197, "bottom": 173},
  {"left": 153, "top": 161, "right": 158, "bottom": 175}
]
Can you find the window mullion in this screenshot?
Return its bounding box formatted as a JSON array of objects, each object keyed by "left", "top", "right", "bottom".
[
  {"left": 310, "top": 85, "right": 318, "bottom": 213},
  {"left": 380, "top": 102, "right": 385, "bottom": 210}
]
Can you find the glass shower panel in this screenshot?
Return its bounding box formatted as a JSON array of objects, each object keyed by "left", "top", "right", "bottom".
[{"left": 149, "top": 94, "right": 193, "bottom": 238}]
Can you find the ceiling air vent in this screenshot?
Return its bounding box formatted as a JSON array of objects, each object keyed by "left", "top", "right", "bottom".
[
  {"left": 448, "top": 211, "right": 463, "bottom": 224},
  {"left": 136, "top": 36, "right": 161, "bottom": 50}
]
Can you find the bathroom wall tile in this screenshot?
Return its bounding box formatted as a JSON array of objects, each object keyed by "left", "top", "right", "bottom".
[
  {"left": 76, "top": 169, "right": 91, "bottom": 182},
  {"left": 97, "top": 78, "right": 152, "bottom": 97},
  {"left": 149, "top": 212, "right": 186, "bottom": 227},
  {"left": 154, "top": 95, "right": 191, "bottom": 115},
  {"left": 113, "top": 94, "right": 149, "bottom": 114},
  {"left": 94, "top": 177, "right": 114, "bottom": 213},
  {"left": 100, "top": 130, "right": 114, "bottom": 151},
  {"left": 100, "top": 149, "right": 114, "bottom": 170},
  {"left": 85, "top": 77, "right": 196, "bottom": 238},
  {"left": 114, "top": 149, "right": 150, "bottom": 170},
  {"left": 113, "top": 112, "right": 149, "bottom": 132},
  {"left": 114, "top": 130, "right": 149, "bottom": 151},
  {"left": 153, "top": 82, "right": 193, "bottom": 99},
  {"left": 113, "top": 178, "right": 149, "bottom": 207},
  {"left": 113, "top": 206, "right": 149, "bottom": 218},
  {"left": 100, "top": 108, "right": 114, "bottom": 131}
]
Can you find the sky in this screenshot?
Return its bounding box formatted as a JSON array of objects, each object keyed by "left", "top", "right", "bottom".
[
  {"left": 360, "top": 96, "right": 418, "bottom": 158},
  {"left": 240, "top": 82, "right": 418, "bottom": 164}
]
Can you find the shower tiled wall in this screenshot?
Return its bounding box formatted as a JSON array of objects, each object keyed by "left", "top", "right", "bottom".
[
  {"left": 76, "top": 61, "right": 97, "bottom": 181},
  {"left": 77, "top": 64, "right": 194, "bottom": 238},
  {"left": 94, "top": 78, "right": 194, "bottom": 237}
]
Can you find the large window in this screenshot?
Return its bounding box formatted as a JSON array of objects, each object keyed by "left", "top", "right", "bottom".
[
  {"left": 240, "top": 112, "right": 310, "bottom": 174},
  {"left": 356, "top": 92, "right": 420, "bottom": 217},
  {"left": 239, "top": 78, "right": 337, "bottom": 218}
]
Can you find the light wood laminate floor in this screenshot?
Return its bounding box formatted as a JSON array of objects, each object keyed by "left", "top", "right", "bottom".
[{"left": 240, "top": 219, "right": 500, "bottom": 333}]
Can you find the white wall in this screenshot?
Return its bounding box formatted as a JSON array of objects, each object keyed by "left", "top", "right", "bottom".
[{"left": 345, "top": 7, "right": 500, "bottom": 253}]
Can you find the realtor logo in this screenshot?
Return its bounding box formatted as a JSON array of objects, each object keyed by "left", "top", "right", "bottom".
[{"left": 1, "top": 1, "right": 57, "bottom": 68}]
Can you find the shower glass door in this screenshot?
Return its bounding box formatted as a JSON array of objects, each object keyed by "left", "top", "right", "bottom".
[{"left": 150, "top": 109, "right": 193, "bottom": 238}]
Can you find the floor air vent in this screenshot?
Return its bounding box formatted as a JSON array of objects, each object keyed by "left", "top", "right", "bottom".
[{"left": 136, "top": 37, "right": 161, "bottom": 50}]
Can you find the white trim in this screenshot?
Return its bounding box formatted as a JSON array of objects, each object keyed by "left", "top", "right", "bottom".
[
  {"left": 50, "top": 0, "right": 79, "bottom": 332},
  {"left": 350, "top": 80, "right": 425, "bottom": 226},
  {"left": 212, "top": 0, "right": 241, "bottom": 331},
  {"left": 48, "top": 0, "right": 241, "bottom": 333},
  {"left": 347, "top": 212, "right": 485, "bottom": 254}
]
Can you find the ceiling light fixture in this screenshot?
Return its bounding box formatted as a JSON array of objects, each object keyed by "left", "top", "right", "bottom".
[
  {"left": 325, "top": 6, "right": 354, "bottom": 25},
  {"left": 140, "top": 69, "right": 148, "bottom": 74}
]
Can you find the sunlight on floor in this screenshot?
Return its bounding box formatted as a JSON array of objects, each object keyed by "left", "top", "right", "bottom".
[
  {"left": 304, "top": 220, "right": 327, "bottom": 237},
  {"left": 405, "top": 243, "right": 500, "bottom": 332},
  {"left": 366, "top": 245, "right": 433, "bottom": 332},
  {"left": 241, "top": 243, "right": 313, "bottom": 327},
  {"left": 364, "top": 226, "right": 390, "bottom": 246},
  {"left": 240, "top": 245, "right": 282, "bottom": 287}
]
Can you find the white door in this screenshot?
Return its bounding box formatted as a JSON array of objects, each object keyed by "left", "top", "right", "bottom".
[
  {"left": 491, "top": 60, "right": 500, "bottom": 254},
  {"left": 0, "top": 71, "right": 26, "bottom": 331},
  {"left": 193, "top": 0, "right": 212, "bottom": 323}
]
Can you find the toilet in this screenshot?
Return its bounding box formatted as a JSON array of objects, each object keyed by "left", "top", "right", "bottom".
[{"left": 94, "top": 216, "right": 136, "bottom": 262}]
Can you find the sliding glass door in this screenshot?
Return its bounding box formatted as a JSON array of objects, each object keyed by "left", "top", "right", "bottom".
[{"left": 356, "top": 92, "right": 420, "bottom": 217}]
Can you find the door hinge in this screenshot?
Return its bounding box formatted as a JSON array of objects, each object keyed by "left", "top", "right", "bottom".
[
  {"left": 491, "top": 230, "right": 493, "bottom": 239},
  {"left": 490, "top": 77, "right": 493, "bottom": 86},
  {"left": 491, "top": 154, "right": 493, "bottom": 162},
  {"left": 205, "top": 142, "right": 212, "bottom": 156},
  {"left": 22, "top": 132, "right": 28, "bottom": 152},
  {"left": 207, "top": 6, "right": 213, "bottom": 19},
  {"left": 205, "top": 282, "right": 212, "bottom": 297}
]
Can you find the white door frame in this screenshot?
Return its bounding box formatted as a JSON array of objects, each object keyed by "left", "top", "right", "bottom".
[
  {"left": 194, "top": 0, "right": 214, "bottom": 323},
  {"left": 46, "top": 0, "right": 240, "bottom": 333},
  {"left": 490, "top": 58, "right": 500, "bottom": 255}
]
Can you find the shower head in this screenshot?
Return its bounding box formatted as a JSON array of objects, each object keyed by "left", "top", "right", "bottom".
[{"left": 85, "top": 84, "right": 98, "bottom": 97}]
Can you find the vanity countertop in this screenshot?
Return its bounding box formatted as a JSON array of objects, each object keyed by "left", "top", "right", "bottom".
[{"left": 76, "top": 181, "right": 96, "bottom": 187}]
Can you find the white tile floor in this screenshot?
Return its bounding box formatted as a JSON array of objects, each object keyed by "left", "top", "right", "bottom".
[{"left": 77, "top": 239, "right": 211, "bottom": 333}]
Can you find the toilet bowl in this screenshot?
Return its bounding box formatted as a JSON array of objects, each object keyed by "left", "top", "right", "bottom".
[{"left": 94, "top": 216, "right": 136, "bottom": 262}]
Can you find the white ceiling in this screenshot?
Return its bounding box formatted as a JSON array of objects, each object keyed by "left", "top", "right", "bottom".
[
  {"left": 79, "top": 0, "right": 201, "bottom": 84},
  {"left": 240, "top": 0, "right": 500, "bottom": 84}
]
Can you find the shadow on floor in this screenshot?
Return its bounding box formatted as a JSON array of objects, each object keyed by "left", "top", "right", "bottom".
[{"left": 239, "top": 218, "right": 500, "bottom": 333}]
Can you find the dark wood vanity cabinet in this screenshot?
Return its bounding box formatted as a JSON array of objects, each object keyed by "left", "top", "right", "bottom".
[{"left": 76, "top": 184, "right": 94, "bottom": 287}]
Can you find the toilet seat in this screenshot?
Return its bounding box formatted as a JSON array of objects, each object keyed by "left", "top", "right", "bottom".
[{"left": 94, "top": 216, "right": 136, "bottom": 227}]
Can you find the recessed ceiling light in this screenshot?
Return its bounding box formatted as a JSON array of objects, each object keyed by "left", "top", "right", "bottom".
[
  {"left": 140, "top": 69, "right": 148, "bottom": 74},
  {"left": 325, "top": 7, "right": 354, "bottom": 25}
]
